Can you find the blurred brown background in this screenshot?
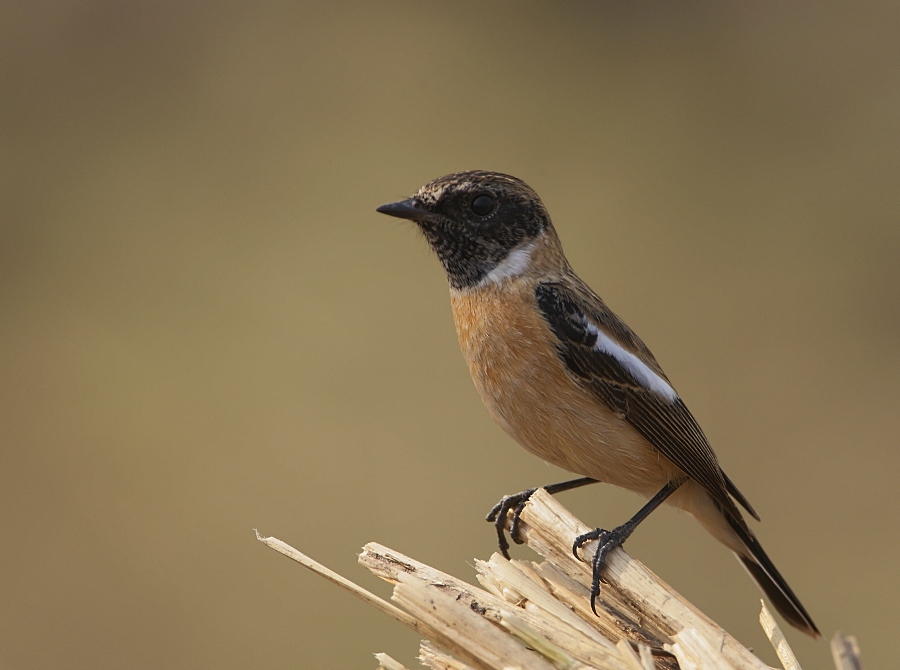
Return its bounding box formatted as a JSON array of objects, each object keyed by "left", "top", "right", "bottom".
[{"left": 1, "top": 1, "right": 898, "bottom": 668}]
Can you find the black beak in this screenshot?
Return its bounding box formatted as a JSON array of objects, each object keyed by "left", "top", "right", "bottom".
[{"left": 375, "top": 198, "right": 431, "bottom": 222}]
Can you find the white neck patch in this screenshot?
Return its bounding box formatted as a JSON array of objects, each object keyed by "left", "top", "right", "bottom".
[
  {"left": 584, "top": 319, "right": 679, "bottom": 402},
  {"left": 477, "top": 242, "right": 535, "bottom": 287}
]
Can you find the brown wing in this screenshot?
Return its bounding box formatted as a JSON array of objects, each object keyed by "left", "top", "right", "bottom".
[{"left": 535, "top": 279, "right": 756, "bottom": 529}]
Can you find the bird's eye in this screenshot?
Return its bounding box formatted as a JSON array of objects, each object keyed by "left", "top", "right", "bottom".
[{"left": 470, "top": 194, "right": 495, "bottom": 216}]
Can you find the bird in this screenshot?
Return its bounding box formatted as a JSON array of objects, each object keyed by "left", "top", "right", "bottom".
[{"left": 376, "top": 170, "right": 819, "bottom": 637}]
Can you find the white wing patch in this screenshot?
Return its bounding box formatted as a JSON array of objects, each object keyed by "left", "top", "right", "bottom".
[
  {"left": 583, "top": 318, "right": 679, "bottom": 402},
  {"left": 478, "top": 242, "right": 535, "bottom": 287}
]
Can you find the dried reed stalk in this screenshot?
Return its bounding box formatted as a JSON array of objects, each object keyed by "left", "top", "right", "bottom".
[{"left": 257, "top": 488, "right": 862, "bottom": 670}]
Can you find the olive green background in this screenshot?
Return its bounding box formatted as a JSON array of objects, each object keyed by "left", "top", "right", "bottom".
[{"left": 2, "top": 2, "right": 898, "bottom": 668}]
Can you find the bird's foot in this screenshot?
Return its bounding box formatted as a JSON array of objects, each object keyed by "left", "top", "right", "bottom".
[
  {"left": 486, "top": 477, "right": 598, "bottom": 560},
  {"left": 572, "top": 522, "right": 636, "bottom": 615},
  {"left": 485, "top": 488, "right": 537, "bottom": 559}
]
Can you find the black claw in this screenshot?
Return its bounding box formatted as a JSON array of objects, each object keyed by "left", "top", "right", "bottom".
[
  {"left": 590, "top": 539, "right": 609, "bottom": 612},
  {"left": 485, "top": 488, "right": 537, "bottom": 559},
  {"left": 509, "top": 496, "right": 532, "bottom": 545},
  {"left": 569, "top": 479, "right": 686, "bottom": 615},
  {"left": 484, "top": 496, "right": 507, "bottom": 522},
  {"left": 495, "top": 523, "right": 511, "bottom": 560},
  {"left": 487, "top": 501, "right": 512, "bottom": 559},
  {"left": 486, "top": 478, "right": 600, "bottom": 561},
  {"left": 572, "top": 525, "right": 631, "bottom": 615},
  {"left": 572, "top": 527, "right": 608, "bottom": 559}
]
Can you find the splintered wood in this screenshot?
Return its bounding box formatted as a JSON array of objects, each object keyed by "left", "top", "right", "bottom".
[{"left": 257, "top": 489, "right": 862, "bottom": 670}]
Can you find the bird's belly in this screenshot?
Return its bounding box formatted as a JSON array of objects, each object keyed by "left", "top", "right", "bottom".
[{"left": 451, "top": 284, "right": 680, "bottom": 495}]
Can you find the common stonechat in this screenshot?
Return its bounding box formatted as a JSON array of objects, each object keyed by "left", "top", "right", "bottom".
[{"left": 377, "top": 170, "right": 819, "bottom": 637}]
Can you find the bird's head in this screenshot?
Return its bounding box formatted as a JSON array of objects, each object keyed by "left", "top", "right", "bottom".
[{"left": 376, "top": 170, "right": 554, "bottom": 290}]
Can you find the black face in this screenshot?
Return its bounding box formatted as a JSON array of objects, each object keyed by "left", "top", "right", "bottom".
[{"left": 376, "top": 171, "right": 551, "bottom": 289}]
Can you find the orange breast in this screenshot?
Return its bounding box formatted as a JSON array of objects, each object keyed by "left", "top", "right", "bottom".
[{"left": 450, "top": 280, "right": 681, "bottom": 494}]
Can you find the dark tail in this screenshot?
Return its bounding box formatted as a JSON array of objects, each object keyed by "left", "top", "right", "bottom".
[{"left": 724, "top": 510, "right": 821, "bottom": 637}]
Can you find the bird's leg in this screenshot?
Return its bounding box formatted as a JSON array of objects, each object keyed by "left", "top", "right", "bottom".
[
  {"left": 486, "top": 477, "right": 598, "bottom": 559},
  {"left": 573, "top": 478, "right": 686, "bottom": 615}
]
